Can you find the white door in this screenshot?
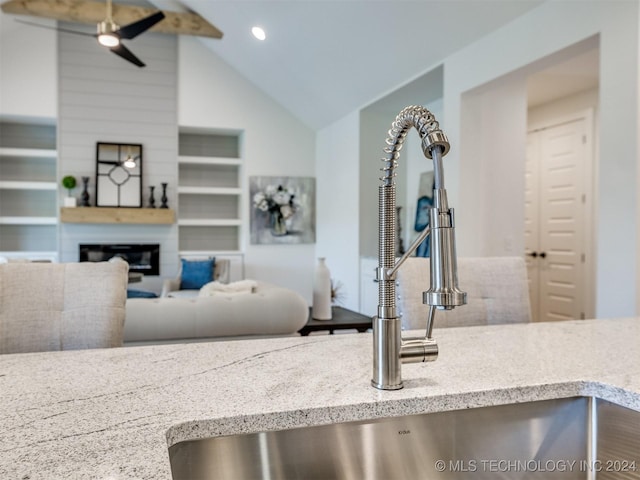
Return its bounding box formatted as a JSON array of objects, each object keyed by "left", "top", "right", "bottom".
[{"left": 526, "top": 117, "right": 588, "bottom": 322}]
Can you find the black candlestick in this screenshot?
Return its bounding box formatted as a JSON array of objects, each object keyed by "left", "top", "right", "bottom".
[
  {"left": 148, "top": 186, "right": 156, "bottom": 208},
  {"left": 80, "top": 177, "right": 90, "bottom": 207},
  {"left": 160, "top": 183, "right": 168, "bottom": 209}
]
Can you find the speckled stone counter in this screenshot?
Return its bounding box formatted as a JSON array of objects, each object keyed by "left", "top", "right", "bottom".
[{"left": 2, "top": 317, "right": 640, "bottom": 479}]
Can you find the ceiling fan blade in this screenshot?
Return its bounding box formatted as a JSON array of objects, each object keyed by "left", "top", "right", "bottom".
[
  {"left": 15, "top": 18, "right": 95, "bottom": 37},
  {"left": 110, "top": 43, "right": 145, "bottom": 67},
  {"left": 117, "top": 11, "right": 165, "bottom": 40},
  {"left": 1, "top": 0, "right": 223, "bottom": 39}
]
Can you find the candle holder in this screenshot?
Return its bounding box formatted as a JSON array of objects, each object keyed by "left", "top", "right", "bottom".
[
  {"left": 80, "top": 176, "right": 90, "bottom": 207},
  {"left": 148, "top": 185, "right": 156, "bottom": 208},
  {"left": 160, "top": 183, "right": 169, "bottom": 209}
]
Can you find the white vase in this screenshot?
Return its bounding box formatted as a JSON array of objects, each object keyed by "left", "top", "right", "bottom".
[{"left": 312, "top": 257, "right": 332, "bottom": 320}]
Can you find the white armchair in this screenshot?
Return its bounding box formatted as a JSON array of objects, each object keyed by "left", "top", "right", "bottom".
[
  {"left": 0, "top": 261, "right": 129, "bottom": 354},
  {"left": 161, "top": 258, "right": 230, "bottom": 298},
  {"left": 396, "top": 256, "right": 532, "bottom": 330}
]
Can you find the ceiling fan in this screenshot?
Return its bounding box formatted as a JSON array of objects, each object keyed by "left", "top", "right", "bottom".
[{"left": 1, "top": 0, "right": 223, "bottom": 67}]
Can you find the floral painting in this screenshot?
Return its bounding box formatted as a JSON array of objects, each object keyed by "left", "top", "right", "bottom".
[{"left": 250, "top": 176, "right": 316, "bottom": 244}]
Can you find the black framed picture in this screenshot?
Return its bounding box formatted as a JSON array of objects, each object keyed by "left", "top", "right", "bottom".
[{"left": 95, "top": 142, "right": 143, "bottom": 207}]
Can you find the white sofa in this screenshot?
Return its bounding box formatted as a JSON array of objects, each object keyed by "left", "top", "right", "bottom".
[{"left": 124, "top": 281, "right": 309, "bottom": 344}]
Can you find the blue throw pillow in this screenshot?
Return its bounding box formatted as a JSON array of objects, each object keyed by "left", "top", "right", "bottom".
[
  {"left": 180, "top": 258, "right": 215, "bottom": 290},
  {"left": 127, "top": 289, "right": 158, "bottom": 298}
]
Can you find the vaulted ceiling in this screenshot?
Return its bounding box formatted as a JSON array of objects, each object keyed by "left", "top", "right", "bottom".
[
  {"left": 176, "top": 1, "right": 544, "bottom": 130},
  {"left": 4, "top": 0, "right": 602, "bottom": 128}
]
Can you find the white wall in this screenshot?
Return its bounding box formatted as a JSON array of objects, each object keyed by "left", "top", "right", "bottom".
[
  {"left": 316, "top": 111, "right": 360, "bottom": 312},
  {"left": 458, "top": 72, "right": 528, "bottom": 257},
  {"left": 57, "top": 28, "right": 179, "bottom": 294},
  {"left": 443, "top": 1, "right": 639, "bottom": 318},
  {"left": 178, "top": 37, "right": 316, "bottom": 302},
  {"left": 0, "top": 12, "right": 57, "bottom": 120},
  {"left": 528, "top": 89, "right": 599, "bottom": 131}
]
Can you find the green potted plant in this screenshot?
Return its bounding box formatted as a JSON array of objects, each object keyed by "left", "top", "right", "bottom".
[{"left": 61, "top": 175, "right": 77, "bottom": 207}]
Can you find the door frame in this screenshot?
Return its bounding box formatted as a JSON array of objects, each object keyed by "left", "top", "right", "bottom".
[{"left": 527, "top": 108, "right": 596, "bottom": 319}]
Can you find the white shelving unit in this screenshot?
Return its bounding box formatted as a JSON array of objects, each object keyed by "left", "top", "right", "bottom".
[
  {"left": 177, "top": 130, "right": 244, "bottom": 277},
  {"left": 177, "top": 218, "right": 243, "bottom": 227},
  {"left": 177, "top": 185, "right": 242, "bottom": 196},
  {"left": 0, "top": 216, "right": 58, "bottom": 225},
  {"left": 0, "top": 121, "right": 58, "bottom": 260},
  {"left": 0, "top": 180, "right": 57, "bottom": 190}
]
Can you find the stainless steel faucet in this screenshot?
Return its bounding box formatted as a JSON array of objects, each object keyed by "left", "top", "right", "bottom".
[{"left": 372, "top": 106, "right": 467, "bottom": 390}]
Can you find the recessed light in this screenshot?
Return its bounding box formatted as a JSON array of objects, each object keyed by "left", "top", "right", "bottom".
[{"left": 252, "top": 26, "right": 266, "bottom": 41}]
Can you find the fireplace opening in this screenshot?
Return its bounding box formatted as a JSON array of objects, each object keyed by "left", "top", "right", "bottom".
[{"left": 79, "top": 244, "right": 160, "bottom": 275}]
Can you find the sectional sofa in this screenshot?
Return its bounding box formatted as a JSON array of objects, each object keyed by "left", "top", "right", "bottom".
[{"left": 123, "top": 281, "right": 309, "bottom": 344}]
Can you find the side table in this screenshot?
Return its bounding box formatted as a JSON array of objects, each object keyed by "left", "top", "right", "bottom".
[{"left": 298, "top": 306, "right": 372, "bottom": 336}]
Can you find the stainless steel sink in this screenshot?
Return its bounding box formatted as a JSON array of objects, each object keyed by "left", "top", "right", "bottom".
[{"left": 169, "top": 397, "right": 640, "bottom": 479}]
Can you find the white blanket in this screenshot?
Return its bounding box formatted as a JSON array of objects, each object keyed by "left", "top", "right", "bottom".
[{"left": 199, "top": 279, "right": 258, "bottom": 297}]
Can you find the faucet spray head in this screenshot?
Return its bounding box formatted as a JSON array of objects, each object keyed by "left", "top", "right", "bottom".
[
  {"left": 423, "top": 210, "right": 467, "bottom": 310},
  {"left": 423, "top": 146, "right": 467, "bottom": 310}
]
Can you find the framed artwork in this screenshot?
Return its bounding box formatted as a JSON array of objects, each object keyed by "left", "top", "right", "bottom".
[
  {"left": 415, "top": 171, "right": 435, "bottom": 257},
  {"left": 414, "top": 195, "right": 432, "bottom": 257},
  {"left": 95, "top": 142, "right": 143, "bottom": 207},
  {"left": 250, "top": 176, "right": 316, "bottom": 245}
]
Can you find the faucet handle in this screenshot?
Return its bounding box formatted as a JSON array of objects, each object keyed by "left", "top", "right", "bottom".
[{"left": 400, "top": 338, "right": 438, "bottom": 364}]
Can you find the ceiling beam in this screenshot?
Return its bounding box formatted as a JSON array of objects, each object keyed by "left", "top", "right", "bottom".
[{"left": 1, "top": 0, "right": 223, "bottom": 38}]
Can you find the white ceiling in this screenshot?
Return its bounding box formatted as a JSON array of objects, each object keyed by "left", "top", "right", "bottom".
[{"left": 176, "top": 0, "right": 544, "bottom": 130}]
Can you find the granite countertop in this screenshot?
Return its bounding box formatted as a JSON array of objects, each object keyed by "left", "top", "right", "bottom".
[{"left": 2, "top": 317, "right": 640, "bottom": 479}]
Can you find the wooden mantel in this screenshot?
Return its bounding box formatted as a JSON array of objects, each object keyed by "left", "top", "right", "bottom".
[{"left": 60, "top": 207, "right": 175, "bottom": 225}]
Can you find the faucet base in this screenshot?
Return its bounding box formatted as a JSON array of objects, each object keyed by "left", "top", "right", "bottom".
[
  {"left": 371, "top": 379, "right": 403, "bottom": 390},
  {"left": 372, "top": 316, "right": 403, "bottom": 390}
]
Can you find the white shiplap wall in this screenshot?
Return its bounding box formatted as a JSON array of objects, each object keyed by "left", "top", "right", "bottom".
[{"left": 58, "top": 26, "right": 178, "bottom": 293}]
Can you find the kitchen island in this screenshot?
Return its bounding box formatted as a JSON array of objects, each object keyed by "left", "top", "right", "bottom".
[{"left": 1, "top": 317, "right": 640, "bottom": 479}]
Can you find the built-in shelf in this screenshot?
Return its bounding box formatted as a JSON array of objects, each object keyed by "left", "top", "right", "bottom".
[
  {"left": 0, "top": 121, "right": 58, "bottom": 256},
  {"left": 177, "top": 129, "right": 243, "bottom": 253},
  {"left": 177, "top": 186, "right": 242, "bottom": 195},
  {"left": 0, "top": 181, "right": 57, "bottom": 190},
  {"left": 0, "top": 251, "right": 58, "bottom": 261},
  {"left": 177, "top": 219, "right": 242, "bottom": 227},
  {"left": 60, "top": 207, "right": 175, "bottom": 224},
  {"left": 0, "top": 216, "right": 57, "bottom": 225},
  {"left": 0, "top": 147, "right": 57, "bottom": 158}
]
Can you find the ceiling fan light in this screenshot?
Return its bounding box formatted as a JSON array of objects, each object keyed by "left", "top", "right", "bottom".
[
  {"left": 123, "top": 156, "right": 136, "bottom": 169},
  {"left": 97, "top": 20, "right": 120, "bottom": 47},
  {"left": 98, "top": 33, "right": 120, "bottom": 47}
]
